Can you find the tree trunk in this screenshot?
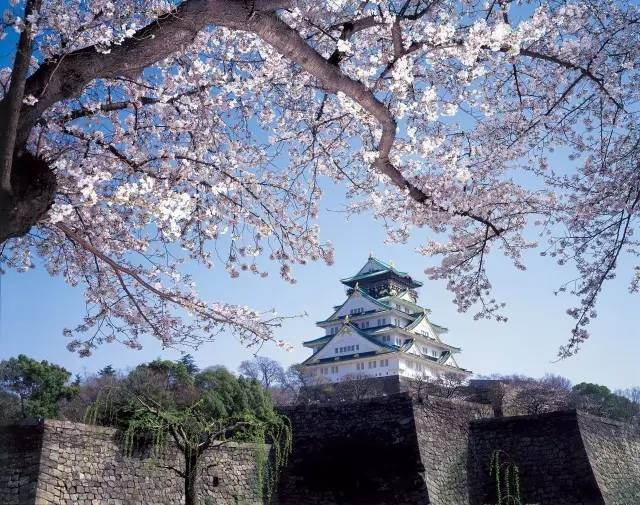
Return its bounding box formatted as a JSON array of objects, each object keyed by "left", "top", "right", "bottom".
[
  {"left": 0, "top": 152, "right": 56, "bottom": 243},
  {"left": 184, "top": 451, "right": 199, "bottom": 505},
  {"left": 0, "top": 0, "right": 41, "bottom": 196}
]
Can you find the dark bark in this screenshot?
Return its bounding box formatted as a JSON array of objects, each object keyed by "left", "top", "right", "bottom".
[
  {"left": 184, "top": 450, "right": 199, "bottom": 505},
  {"left": 0, "top": 0, "right": 42, "bottom": 195},
  {"left": 0, "top": 152, "right": 56, "bottom": 243}
]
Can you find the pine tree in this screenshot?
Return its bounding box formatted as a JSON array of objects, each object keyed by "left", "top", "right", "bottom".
[
  {"left": 178, "top": 355, "right": 199, "bottom": 376},
  {"left": 98, "top": 365, "right": 116, "bottom": 378}
]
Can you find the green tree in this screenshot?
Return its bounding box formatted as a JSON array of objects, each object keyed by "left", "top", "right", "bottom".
[
  {"left": 0, "top": 390, "right": 20, "bottom": 425},
  {"left": 98, "top": 365, "right": 117, "bottom": 378},
  {"left": 0, "top": 355, "right": 76, "bottom": 419},
  {"left": 571, "top": 383, "right": 640, "bottom": 423},
  {"left": 179, "top": 354, "right": 200, "bottom": 376},
  {"left": 89, "top": 364, "right": 291, "bottom": 504}
]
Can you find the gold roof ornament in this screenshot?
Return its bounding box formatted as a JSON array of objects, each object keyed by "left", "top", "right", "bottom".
[
  {"left": 344, "top": 314, "right": 350, "bottom": 324},
  {"left": 354, "top": 281, "right": 359, "bottom": 291},
  {"left": 390, "top": 260, "right": 395, "bottom": 267}
]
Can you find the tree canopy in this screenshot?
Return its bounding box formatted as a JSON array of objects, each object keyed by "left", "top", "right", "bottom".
[
  {"left": 85, "top": 361, "right": 291, "bottom": 504},
  {"left": 179, "top": 354, "right": 200, "bottom": 376},
  {"left": 1, "top": 0, "right": 639, "bottom": 356},
  {"left": 0, "top": 354, "right": 76, "bottom": 419},
  {"left": 572, "top": 382, "right": 640, "bottom": 423},
  {"left": 239, "top": 356, "right": 285, "bottom": 390}
]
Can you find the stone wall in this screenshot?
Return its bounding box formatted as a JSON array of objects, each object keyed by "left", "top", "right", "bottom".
[
  {"left": 277, "top": 394, "right": 428, "bottom": 505},
  {"left": 2, "top": 399, "right": 639, "bottom": 505},
  {"left": 0, "top": 422, "right": 42, "bottom": 505},
  {"left": 467, "top": 410, "right": 640, "bottom": 505},
  {"left": 578, "top": 413, "right": 640, "bottom": 505},
  {"left": 0, "top": 420, "right": 265, "bottom": 505},
  {"left": 277, "top": 393, "right": 491, "bottom": 505},
  {"left": 280, "top": 396, "right": 640, "bottom": 505},
  {"left": 412, "top": 397, "right": 491, "bottom": 505}
]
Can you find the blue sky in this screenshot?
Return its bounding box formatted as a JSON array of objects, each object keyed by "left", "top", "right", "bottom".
[{"left": 0, "top": 0, "right": 638, "bottom": 390}]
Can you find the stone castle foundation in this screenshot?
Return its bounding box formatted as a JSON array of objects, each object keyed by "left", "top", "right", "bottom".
[{"left": 1, "top": 394, "right": 639, "bottom": 504}]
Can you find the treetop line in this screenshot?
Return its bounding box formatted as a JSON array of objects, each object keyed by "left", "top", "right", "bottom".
[{"left": 0, "top": 0, "right": 638, "bottom": 358}]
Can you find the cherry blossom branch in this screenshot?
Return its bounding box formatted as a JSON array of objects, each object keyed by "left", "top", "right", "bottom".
[
  {"left": 9, "top": 0, "right": 293, "bottom": 148},
  {"left": 518, "top": 48, "right": 624, "bottom": 111},
  {"left": 55, "top": 222, "right": 286, "bottom": 351},
  {"left": 251, "top": 12, "right": 505, "bottom": 236}
]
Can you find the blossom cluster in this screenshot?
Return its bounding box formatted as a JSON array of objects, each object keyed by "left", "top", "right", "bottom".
[{"left": 1, "top": 0, "right": 638, "bottom": 357}]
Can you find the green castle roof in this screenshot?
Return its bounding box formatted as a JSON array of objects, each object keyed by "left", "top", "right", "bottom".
[{"left": 340, "top": 257, "right": 423, "bottom": 288}]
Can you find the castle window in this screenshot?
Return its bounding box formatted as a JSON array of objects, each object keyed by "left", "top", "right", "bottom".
[
  {"left": 356, "top": 345, "right": 359, "bottom": 350},
  {"left": 432, "top": 350, "right": 438, "bottom": 357},
  {"left": 335, "top": 347, "right": 339, "bottom": 354}
]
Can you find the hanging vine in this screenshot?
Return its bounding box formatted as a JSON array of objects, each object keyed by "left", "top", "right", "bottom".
[
  {"left": 119, "top": 397, "right": 292, "bottom": 504},
  {"left": 487, "top": 450, "right": 537, "bottom": 505}
]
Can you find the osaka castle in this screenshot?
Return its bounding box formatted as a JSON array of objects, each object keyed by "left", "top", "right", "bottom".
[{"left": 301, "top": 256, "right": 471, "bottom": 382}]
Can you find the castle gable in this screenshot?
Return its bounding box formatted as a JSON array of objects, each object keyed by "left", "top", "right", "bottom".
[
  {"left": 355, "top": 257, "right": 391, "bottom": 276},
  {"left": 324, "top": 289, "right": 389, "bottom": 322},
  {"left": 303, "top": 324, "right": 388, "bottom": 364}
]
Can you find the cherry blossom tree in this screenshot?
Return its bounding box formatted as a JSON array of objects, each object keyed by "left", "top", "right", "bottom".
[{"left": 1, "top": 0, "right": 638, "bottom": 357}]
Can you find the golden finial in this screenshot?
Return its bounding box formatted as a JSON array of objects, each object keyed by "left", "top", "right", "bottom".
[
  {"left": 344, "top": 314, "right": 350, "bottom": 324},
  {"left": 369, "top": 250, "right": 374, "bottom": 258},
  {"left": 390, "top": 260, "right": 395, "bottom": 267},
  {"left": 354, "top": 281, "right": 359, "bottom": 291}
]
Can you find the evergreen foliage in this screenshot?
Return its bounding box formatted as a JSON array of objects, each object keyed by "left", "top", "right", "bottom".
[
  {"left": 179, "top": 354, "right": 200, "bottom": 376},
  {"left": 0, "top": 354, "right": 76, "bottom": 420},
  {"left": 98, "top": 365, "right": 116, "bottom": 377},
  {"left": 572, "top": 382, "right": 640, "bottom": 423}
]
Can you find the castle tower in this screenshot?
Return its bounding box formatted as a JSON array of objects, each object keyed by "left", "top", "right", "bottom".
[{"left": 300, "top": 256, "right": 471, "bottom": 382}]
